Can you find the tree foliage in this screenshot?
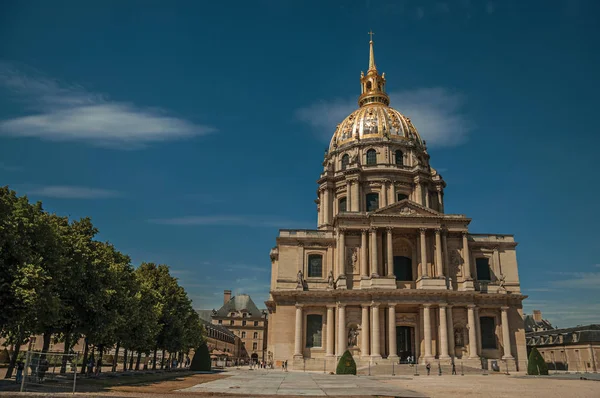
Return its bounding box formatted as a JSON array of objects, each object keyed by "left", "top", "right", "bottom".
[
  {"left": 0, "top": 186, "right": 204, "bottom": 378},
  {"left": 527, "top": 347, "right": 549, "bottom": 375},
  {"left": 336, "top": 350, "right": 357, "bottom": 375}
]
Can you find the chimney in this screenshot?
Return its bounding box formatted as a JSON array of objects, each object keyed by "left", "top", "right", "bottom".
[
  {"left": 224, "top": 290, "right": 232, "bottom": 305},
  {"left": 533, "top": 310, "right": 542, "bottom": 322}
]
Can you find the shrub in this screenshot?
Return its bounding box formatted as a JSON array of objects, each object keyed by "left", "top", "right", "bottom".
[
  {"left": 527, "top": 347, "right": 548, "bottom": 375},
  {"left": 190, "top": 344, "right": 211, "bottom": 371},
  {"left": 335, "top": 350, "right": 357, "bottom": 375},
  {"left": 0, "top": 348, "right": 10, "bottom": 364}
]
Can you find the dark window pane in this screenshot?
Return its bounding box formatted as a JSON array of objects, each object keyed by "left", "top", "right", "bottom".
[
  {"left": 366, "top": 193, "right": 379, "bottom": 211},
  {"left": 476, "top": 258, "right": 491, "bottom": 281},
  {"left": 393, "top": 256, "right": 413, "bottom": 280},
  {"left": 480, "top": 317, "right": 496, "bottom": 349},
  {"left": 306, "top": 315, "right": 323, "bottom": 348},
  {"left": 395, "top": 150, "right": 403, "bottom": 165},
  {"left": 397, "top": 193, "right": 408, "bottom": 202},
  {"left": 366, "top": 149, "right": 377, "bottom": 165},
  {"left": 308, "top": 254, "right": 323, "bottom": 278},
  {"left": 339, "top": 197, "right": 347, "bottom": 212},
  {"left": 341, "top": 154, "right": 349, "bottom": 170}
]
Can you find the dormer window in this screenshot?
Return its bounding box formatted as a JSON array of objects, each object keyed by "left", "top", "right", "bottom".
[{"left": 341, "top": 154, "right": 349, "bottom": 170}]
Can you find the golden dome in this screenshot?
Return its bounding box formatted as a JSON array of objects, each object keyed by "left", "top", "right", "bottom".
[{"left": 329, "top": 35, "right": 424, "bottom": 150}]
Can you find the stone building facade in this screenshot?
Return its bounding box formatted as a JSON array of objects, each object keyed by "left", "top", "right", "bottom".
[
  {"left": 265, "top": 37, "right": 528, "bottom": 371},
  {"left": 209, "top": 290, "right": 268, "bottom": 362}
]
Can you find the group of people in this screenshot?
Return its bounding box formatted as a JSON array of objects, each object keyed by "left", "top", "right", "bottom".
[{"left": 249, "top": 360, "right": 272, "bottom": 369}]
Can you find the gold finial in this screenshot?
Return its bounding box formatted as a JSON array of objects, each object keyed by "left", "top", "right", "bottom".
[{"left": 368, "top": 31, "right": 376, "bottom": 72}]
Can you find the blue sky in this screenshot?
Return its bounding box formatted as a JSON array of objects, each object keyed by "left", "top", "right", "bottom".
[{"left": 1, "top": 0, "right": 599, "bottom": 328}]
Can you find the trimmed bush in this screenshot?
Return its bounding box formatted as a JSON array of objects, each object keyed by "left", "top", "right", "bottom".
[
  {"left": 335, "top": 350, "right": 357, "bottom": 375},
  {"left": 190, "top": 343, "right": 211, "bottom": 371},
  {"left": 527, "top": 347, "right": 549, "bottom": 375},
  {"left": 0, "top": 349, "right": 10, "bottom": 364}
]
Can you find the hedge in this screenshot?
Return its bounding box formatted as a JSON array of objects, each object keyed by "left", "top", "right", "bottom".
[
  {"left": 190, "top": 343, "right": 211, "bottom": 371},
  {"left": 336, "top": 350, "right": 357, "bottom": 375},
  {"left": 527, "top": 347, "right": 549, "bottom": 375}
]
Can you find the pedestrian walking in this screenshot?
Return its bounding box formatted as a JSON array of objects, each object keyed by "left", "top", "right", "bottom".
[
  {"left": 15, "top": 361, "right": 24, "bottom": 384},
  {"left": 426, "top": 362, "right": 431, "bottom": 376},
  {"left": 87, "top": 357, "right": 94, "bottom": 376},
  {"left": 452, "top": 361, "right": 456, "bottom": 375}
]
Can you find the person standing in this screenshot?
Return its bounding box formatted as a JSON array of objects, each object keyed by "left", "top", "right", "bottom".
[
  {"left": 15, "top": 361, "right": 24, "bottom": 384},
  {"left": 452, "top": 361, "right": 457, "bottom": 375},
  {"left": 426, "top": 362, "right": 431, "bottom": 376}
]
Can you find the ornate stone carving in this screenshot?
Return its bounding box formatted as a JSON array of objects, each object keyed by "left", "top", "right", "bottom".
[
  {"left": 449, "top": 248, "right": 462, "bottom": 277},
  {"left": 346, "top": 247, "right": 358, "bottom": 273},
  {"left": 348, "top": 327, "right": 358, "bottom": 347},
  {"left": 296, "top": 270, "right": 304, "bottom": 289},
  {"left": 399, "top": 207, "right": 416, "bottom": 215},
  {"left": 327, "top": 270, "right": 335, "bottom": 289},
  {"left": 396, "top": 313, "right": 417, "bottom": 323}
]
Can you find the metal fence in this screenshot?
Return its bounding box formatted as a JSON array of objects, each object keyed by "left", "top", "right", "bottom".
[{"left": 20, "top": 351, "right": 78, "bottom": 393}]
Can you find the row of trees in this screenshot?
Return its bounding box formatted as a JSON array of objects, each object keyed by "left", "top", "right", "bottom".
[{"left": 0, "top": 186, "right": 204, "bottom": 378}]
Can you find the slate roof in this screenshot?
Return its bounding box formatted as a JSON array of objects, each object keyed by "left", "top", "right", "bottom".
[
  {"left": 196, "top": 310, "right": 236, "bottom": 338},
  {"left": 197, "top": 310, "right": 214, "bottom": 323},
  {"left": 527, "top": 324, "right": 600, "bottom": 347},
  {"left": 214, "top": 294, "right": 265, "bottom": 319},
  {"left": 524, "top": 314, "right": 554, "bottom": 333}
]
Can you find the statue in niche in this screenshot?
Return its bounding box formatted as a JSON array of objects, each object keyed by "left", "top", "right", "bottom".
[
  {"left": 348, "top": 327, "right": 358, "bottom": 347},
  {"left": 346, "top": 248, "right": 358, "bottom": 273},
  {"left": 454, "top": 327, "right": 464, "bottom": 347},
  {"left": 296, "top": 270, "right": 304, "bottom": 288},
  {"left": 498, "top": 274, "right": 506, "bottom": 292},
  {"left": 327, "top": 270, "right": 335, "bottom": 289}
]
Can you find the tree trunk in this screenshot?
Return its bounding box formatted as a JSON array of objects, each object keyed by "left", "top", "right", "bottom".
[
  {"left": 4, "top": 333, "right": 23, "bottom": 379},
  {"left": 41, "top": 331, "right": 52, "bottom": 359},
  {"left": 161, "top": 349, "right": 166, "bottom": 369},
  {"left": 152, "top": 347, "right": 157, "bottom": 370},
  {"left": 135, "top": 352, "right": 142, "bottom": 370},
  {"left": 80, "top": 339, "right": 89, "bottom": 375},
  {"left": 97, "top": 345, "right": 104, "bottom": 374},
  {"left": 60, "top": 332, "right": 71, "bottom": 374},
  {"left": 122, "top": 349, "right": 128, "bottom": 372},
  {"left": 129, "top": 351, "right": 134, "bottom": 370},
  {"left": 112, "top": 342, "right": 120, "bottom": 372}
]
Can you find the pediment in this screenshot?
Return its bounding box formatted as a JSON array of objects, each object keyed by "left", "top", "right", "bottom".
[{"left": 371, "top": 199, "right": 441, "bottom": 217}]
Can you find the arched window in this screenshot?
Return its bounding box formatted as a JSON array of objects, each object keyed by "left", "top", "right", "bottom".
[
  {"left": 397, "top": 193, "right": 408, "bottom": 202},
  {"left": 393, "top": 256, "right": 413, "bottom": 281},
  {"left": 395, "top": 150, "right": 403, "bottom": 165},
  {"left": 307, "top": 254, "right": 323, "bottom": 278},
  {"left": 338, "top": 197, "right": 347, "bottom": 212},
  {"left": 366, "top": 193, "right": 379, "bottom": 212},
  {"left": 341, "top": 154, "right": 349, "bottom": 170},
  {"left": 306, "top": 314, "right": 323, "bottom": 348},
  {"left": 366, "top": 149, "right": 377, "bottom": 165},
  {"left": 366, "top": 81, "right": 372, "bottom": 90}
]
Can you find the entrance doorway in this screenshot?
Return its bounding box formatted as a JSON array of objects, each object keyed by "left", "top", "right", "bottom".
[{"left": 396, "top": 326, "right": 415, "bottom": 361}]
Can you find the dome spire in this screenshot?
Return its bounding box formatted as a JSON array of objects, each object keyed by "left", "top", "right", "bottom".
[{"left": 368, "top": 30, "right": 376, "bottom": 72}]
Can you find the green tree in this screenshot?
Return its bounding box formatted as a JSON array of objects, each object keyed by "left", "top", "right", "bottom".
[
  {"left": 336, "top": 350, "right": 357, "bottom": 375},
  {"left": 527, "top": 347, "right": 549, "bottom": 375}
]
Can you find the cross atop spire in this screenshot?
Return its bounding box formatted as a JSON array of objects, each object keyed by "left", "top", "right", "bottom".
[{"left": 368, "top": 31, "right": 377, "bottom": 72}]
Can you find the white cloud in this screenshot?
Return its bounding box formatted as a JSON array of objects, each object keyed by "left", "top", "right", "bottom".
[
  {"left": 295, "top": 88, "right": 473, "bottom": 148},
  {"left": 25, "top": 185, "right": 121, "bottom": 199},
  {"left": 0, "top": 62, "right": 216, "bottom": 147},
  {"left": 148, "top": 215, "right": 312, "bottom": 229},
  {"left": 548, "top": 272, "right": 600, "bottom": 289}
]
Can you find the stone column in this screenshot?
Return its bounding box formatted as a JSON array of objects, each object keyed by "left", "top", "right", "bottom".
[
  {"left": 381, "top": 181, "right": 388, "bottom": 207},
  {"left": 388, "top": 304, "right": 398, "bottom": 359},
  {"left": 318, "top": 190, "right": 323, "bottom": 226},
  {"left": 442, "top": 231, "right": 450, "bottom": 283},
  {"left": 323, "top": 187, "right": 330, "bottom": 225},
  {"left": 294, "top": 304, "right": 303, "bottom": 358},
  {"left": 360, "top": 229, "right": 369, "bottom": 277},
  {"left": 420, "top": 228, "right": 429, "bottom": 278},
  {"left": 423, "top": 184, "right": 430, "bottom": 208},
  {"left": 439, "top": 305, "right": 450, "bottom": 359},
  {"left": 389, "top": 182, "right": 396, "bottom": 204},
  {"left": 361, "top": 305, "right": 370, "bottom": 357},
  {"left": 370, "top": 228, "right": 379, "bottom": 276},
  {"left": 346, "top": 181, "right": 352, "bottom": 212},
  {"left": 386, "top": 227, "right": 394, "bottom": 277},
  {"left": 371, "top": 303, "right": 381, "bottom": 358},
  {"left": 501, "top": 306, "right": 513, "bottom": 359},
  {"left": 447, "top": 305, "right": 455, "bottom": 358},
  {"left": 352, "top": 180, "right": 359, "bottom": 211},
  {"left": 475, "top": 307, "right": 482, "bottom": 355},
  {"left": 337, "top": 303, "right": 346, "bottom": 355},
  {"left": 337, "top": 229, "right": 346, "bottom": 279},
  {"left": 462, "top": 232, "right": 472, "bottom": 280},
  {"left": 467, "top": 305, "right": 479, "bottom": 359},
  {"left": 326, "top": 306, "right": 335, "bottom": 357},
  {"left": 435, "top": 228, "right": 444, "bottom": 278},
  {"left": 493, "top": 247, "right": 502, "bottom": 276},
  {"left": 414, "top": 180, "right": 422, "bottom": 204},
  {"left": 437, "top": 189, "right": 444, "bottom": 213},
  {"left": 422, "top": 304, "right": 433, "bottom": 360}
]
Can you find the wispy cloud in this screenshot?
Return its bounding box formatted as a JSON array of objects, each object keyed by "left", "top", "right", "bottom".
[
  {"left": 0, "top": 62, "right": 216, "bottom": 147},
  {"left": 0, "top": 162, "right": 22, "bottom": 172},
  {"left": 225, "top": 264, "right": 270, "bottom": 273},
  {"left": 148, "top": 215, "right": 312, "bottom": 229},
  {"left": 295, "top": 88, "right": 473, "bottom": 148},
  {"left": 547, "top": 272, "right": 600, "bottom": 289},
  {"left": 24, "top": 185, "right": 121, "bottom": 199}
]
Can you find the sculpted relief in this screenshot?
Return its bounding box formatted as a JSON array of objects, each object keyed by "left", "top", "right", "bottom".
[{"left": 346, "top": 247, "right": 358, "bottom": 274}]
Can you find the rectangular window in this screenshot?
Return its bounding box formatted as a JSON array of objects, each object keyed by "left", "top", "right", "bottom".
[
  {"left": 254, "top": 321, "right": 259, "bottom": 326},
  {"left": 480, "top": 316, "right": 496, "bottom": 349},
  {"left": 242, "top": 331, "right": 246, "bottom": 338},
  {"left": 476, "top": 258, "right": 492, "bottom": 281},
  {"left": 253, "top": 332, "right": 258, "bottom": 339},
  {"left": 339, "top": 197, "right": 347, "bottom": 212},
  {"left": 307, "top": 254, "right": 323, "bottom": 278},
  {"left": 218, "top": 320, "right": 222, "bottom": 325},
  {"left": 242, "top": 320, "right": 247, "bottom": 326},
  {"left": 397, "top": 193, "right": 408, "bottom": 202},
  {"left": 306, "top": 314, "right": 323, "bottom": 348},
  {"left": 366, "top": 193, "right": 379, "bottom": 211},
  {"left": 230, "top": 320, "right": 234, "bottom": 325},
  {"left": 253, "top": 342, "right": 258, "bottom": 350}
]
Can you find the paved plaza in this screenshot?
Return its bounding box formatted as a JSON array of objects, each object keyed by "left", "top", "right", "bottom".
[{"left": 180, "top": 369, "right": 425, "bottom": 396}]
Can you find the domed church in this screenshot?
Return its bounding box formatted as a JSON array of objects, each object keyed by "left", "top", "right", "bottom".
[{"left": 265, "top": 37, "right": 527, "bottom": 372}]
